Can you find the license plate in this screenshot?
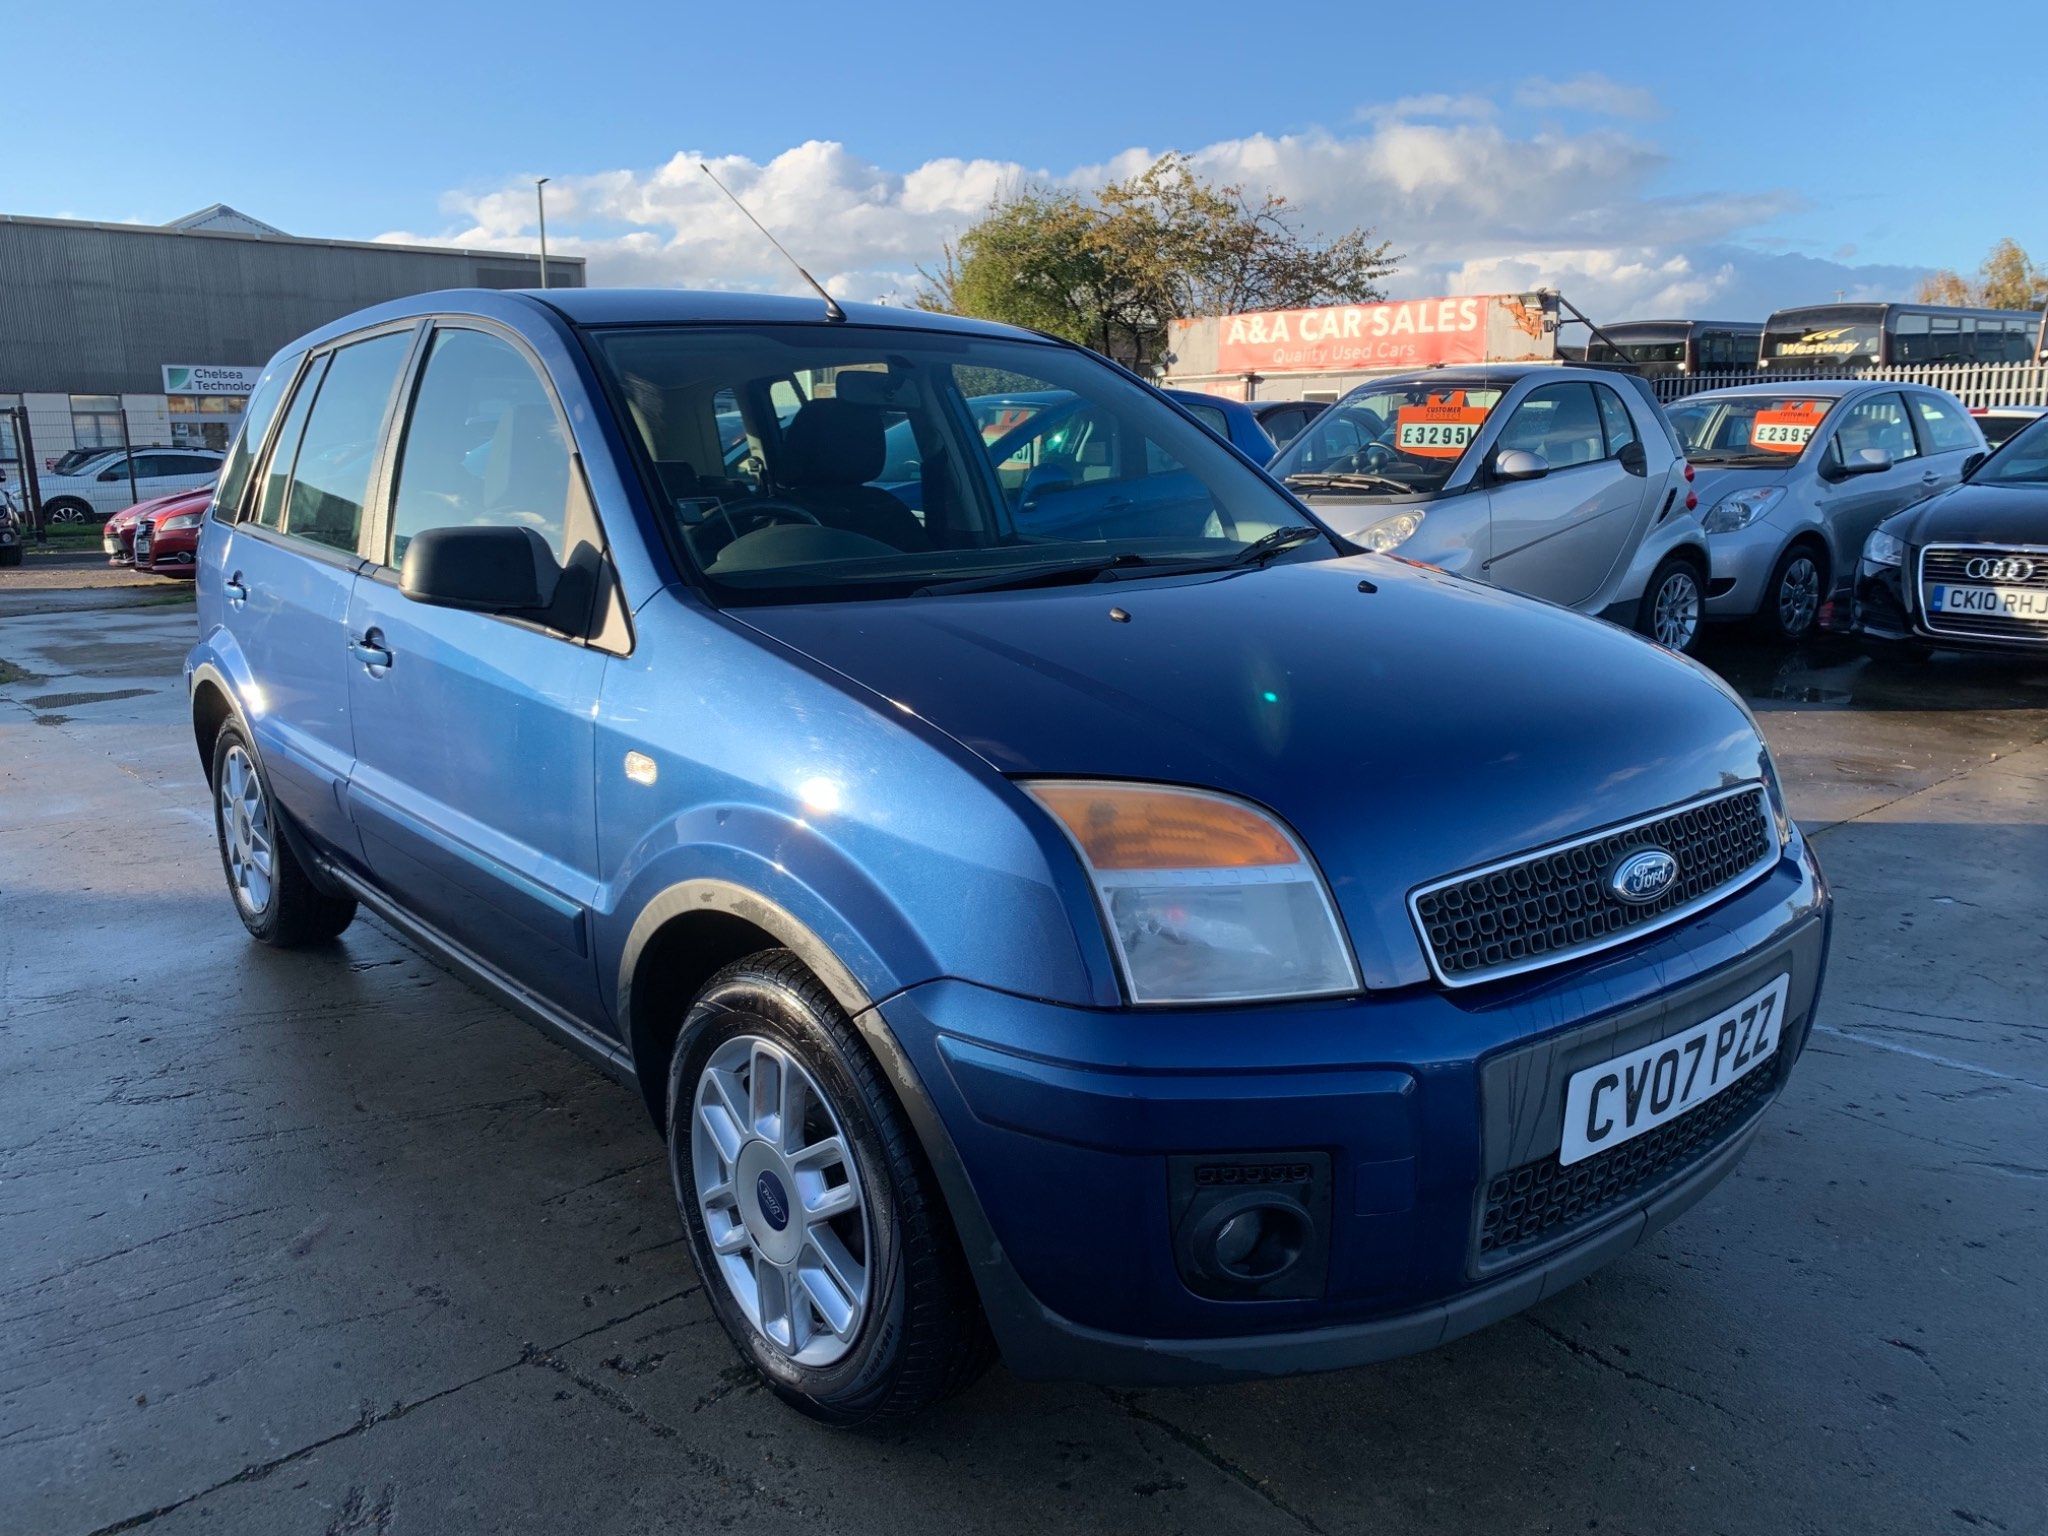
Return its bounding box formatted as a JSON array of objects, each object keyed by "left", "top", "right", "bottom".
[
  {"left": 1559, "top": 974, "right": 1789, "bottom": 1166},
  {"left": 1929, "top": 584, "right": 2048, "bottom": 619}
]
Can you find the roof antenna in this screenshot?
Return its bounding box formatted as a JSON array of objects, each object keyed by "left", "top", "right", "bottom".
[{"left": 698, "top": 162, "right": 846, "bottom": 322}]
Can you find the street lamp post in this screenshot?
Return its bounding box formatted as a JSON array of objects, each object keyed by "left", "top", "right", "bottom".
[{"left": 535, "top": 177, "right": 551, "bottom": 290}]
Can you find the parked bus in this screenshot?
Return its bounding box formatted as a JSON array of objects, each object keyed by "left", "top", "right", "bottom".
[
  {"left": 1582, "top": 319, "right": 1763, "bottom": 378},
  {"left": 1759, "top": 302, "right": 2046, "bottom": 368}
]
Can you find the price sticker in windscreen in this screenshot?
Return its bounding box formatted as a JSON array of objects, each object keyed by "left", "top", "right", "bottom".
[
  {"left": 1749, "top": 401, "right": 1827, "bottom": 453},
  {"left": 1394, "top": 393, "right": 1490, "bottom": 458}
]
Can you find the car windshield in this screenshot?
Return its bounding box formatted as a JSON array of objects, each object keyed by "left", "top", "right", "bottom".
[
  {"left": 591, "top": 325, "right": 1325, "bottom": 602},
  {"left": 1266, "top": 382, "right": 1506, "bottom": 495},
  {"left": 1669, "top": 395, "right": 1838, "bottom": 466},
  {"left": 1972, "top": 414, "right": 2048, "bottom": 487}
]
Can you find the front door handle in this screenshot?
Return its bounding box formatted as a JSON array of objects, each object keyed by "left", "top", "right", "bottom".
[
  {"left": 222, "top": 574, "right": 248, "bottom": 605},
  {"left": 349, "top": 635, "right": 393, "bottom": 671}
]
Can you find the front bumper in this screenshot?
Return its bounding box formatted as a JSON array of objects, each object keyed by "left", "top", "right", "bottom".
[
  {"left": 1854, "top": 552, "right": 2048, "bottom": 654},
  {"left": 879, "top": 838, "right": 1828, "bottom": 1384},
  {"left": 1702, "top": 522, "right": 1791, "bottom": 618}
]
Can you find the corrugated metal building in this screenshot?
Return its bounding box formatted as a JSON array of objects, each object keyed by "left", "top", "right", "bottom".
[{"left": 1, "top": 206, "right": 582, "bottom": 460}]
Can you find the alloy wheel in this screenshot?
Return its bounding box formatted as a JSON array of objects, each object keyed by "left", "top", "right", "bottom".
[
  {"left": 1652, "top": 569, "right": 1701, "bottom": 651},
  {"left": 692, "top": 1034, "right": 871, "bottom": 1367},
  {"left": 218, "top": 744, "right": 274, "bottom": 915},
  {"left": 1776, "top": 556, "right": 1821, "bottom": 636}
]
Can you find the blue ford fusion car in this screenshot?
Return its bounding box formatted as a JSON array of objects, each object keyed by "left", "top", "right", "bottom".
[{"left": 186, "top": 289, "right": 1830, "bottom": 1423}]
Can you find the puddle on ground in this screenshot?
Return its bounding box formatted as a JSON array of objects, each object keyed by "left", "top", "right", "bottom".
[{"left": 23, "top": 688, "right": 155, "bottom": 710}]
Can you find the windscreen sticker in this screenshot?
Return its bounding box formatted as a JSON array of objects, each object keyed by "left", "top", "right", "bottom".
[
  {"left": 1749, "top": 400, "right": 1828, "bottom": 452},
  {"left": 1393, "top": 392, "right": 1490, "bottom": 458}
]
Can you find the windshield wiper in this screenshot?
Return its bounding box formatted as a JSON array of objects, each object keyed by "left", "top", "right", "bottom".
[
  {"left": 1104, "top": 525, "right": 1325, "bottom": 580},
  {"left": 1284, "top": 471, "right": 1413, "bottom": 495},
  {"left": 913, "top": 552, "right": 1148, "bottom": 597}
]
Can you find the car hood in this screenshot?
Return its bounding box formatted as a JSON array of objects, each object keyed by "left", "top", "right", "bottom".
[
  {"left": 1886, "top": 481, "right": 2048, "bottom": 547},
  {"left": 112, "top": 485, "right": 212, "bottom": 527},
  {"left": 734, "top": 556, "right": 1770, "bottom": 988}
]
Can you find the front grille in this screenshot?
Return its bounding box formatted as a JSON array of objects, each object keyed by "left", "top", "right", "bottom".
[
  {"left": 1478, "top": 1064, "right": 1777, "bottom": 1258},
  {"left": 1410, "top": 786, "right": 1776, "bottom": 987},
  {"left": 1920, "top": 544, "right": 2048, "bottom": 643}
]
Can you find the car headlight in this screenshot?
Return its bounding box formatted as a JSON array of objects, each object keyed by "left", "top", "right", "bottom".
[
  {"left": 1023, "top": 780, "right": 1359, "bottom": 1005},
  {"left": 1701, "top": 485, "right": 1784, "bottom": 533},
  {"left": 1355, "top": 509, "right": 1424, "bottom": 552},
  {"left": 159, "top": 513, "right": 204, "bottom": 531},
  {"left": 1862, "top": 528, "right": 1905, "bottom": 569}
]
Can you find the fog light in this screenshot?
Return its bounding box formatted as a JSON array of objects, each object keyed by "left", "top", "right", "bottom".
[{"left": 1169, "top": 1152, "right": 1329, "bottom": 1301}]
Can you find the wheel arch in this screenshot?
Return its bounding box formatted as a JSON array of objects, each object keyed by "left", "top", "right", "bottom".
[{"left": 617, "top": 880, "right": 880, "bottom": 1132}]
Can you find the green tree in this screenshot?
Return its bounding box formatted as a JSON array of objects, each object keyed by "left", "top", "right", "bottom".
[
  {"left": 917, "top": 153, "right": 1398, "bottom": 373},
  {"left": 1914, "top": 238, "right": 2048, "bottom": 310}
]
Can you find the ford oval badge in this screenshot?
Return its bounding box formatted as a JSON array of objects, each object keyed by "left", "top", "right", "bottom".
[{"left": 1609, "top": 847, "right": 1679, "bottom": 905}]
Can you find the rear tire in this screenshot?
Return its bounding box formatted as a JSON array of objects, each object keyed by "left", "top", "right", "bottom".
[
  {"left": 1756, "top": 545, "right": 1826, "bottom": 641},
  {"left": 209, "top": 721, "right": 357, "bottom": 947},
  {"left": 1636, "top": 555, "right": 1705, "bottom": 654},
  {"left": 668, "top": 950, "right": 994, "bottom": 1425}
]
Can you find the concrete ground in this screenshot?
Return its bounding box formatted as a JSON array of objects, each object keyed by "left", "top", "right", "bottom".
[{"left": 2, "top": 601, "right": 2043, "bottom": 1536}]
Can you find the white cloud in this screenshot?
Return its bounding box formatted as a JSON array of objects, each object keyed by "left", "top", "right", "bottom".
[
  {"left": 378, "top": 112, "right": 1926, "bottom": 325},
  {"left": 1513, "top": 72, "right": 1662, "bottom": 120},
  {"left": 1355, "top": 92, "right": 1498, "bottom": 123}
]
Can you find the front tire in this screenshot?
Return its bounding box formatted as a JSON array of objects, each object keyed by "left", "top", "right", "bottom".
[
  {"left": 668, "top": 950, "right": 993, "bottom": 1425},
  {"left": 209, "top": 722, "right": 357, "bottom": 946},
  {"left": 1637, "top": 555, "right": 1705, "bottom": 654},
  {"left": 44, "top": 499, "right": 94, "bottom": 526},
  {"left": 1757, "top": 545, "right": 1825, "bottom": 641}
]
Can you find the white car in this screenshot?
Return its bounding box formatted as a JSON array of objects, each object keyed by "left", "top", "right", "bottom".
[{"left": 35, "top": 448, "right": 225, "bottom": 524}]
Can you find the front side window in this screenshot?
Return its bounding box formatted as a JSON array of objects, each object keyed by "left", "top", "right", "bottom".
[
  {"left": 1910, "top": 393, "right": 1980, "bottom": 454},
  {"left": 1495, "top": 382, "right": 1605, "bottom": 468},
  {"left": 1669, "top": 394, "right": 1841, "bottom": 466},
  {"left": 1827, "top": 392, "right": 1919, "bottom": 468},
  {"left": 1270, "top": 380, "right": 1506, "bottom": 495},
  {"left": 387, "top": 328, "right": 573, "bottom": 565},
  {"left": 282, "top": 332, "right": 410, "bottom": 553},
  {"left": 593, "top": 325, "right": 1323, "bottom": 602}
]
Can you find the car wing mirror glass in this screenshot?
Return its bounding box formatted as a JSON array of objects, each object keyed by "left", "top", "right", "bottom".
[
  {"left": 1492, "top": 449, "right": 1550, "bottom": 482},
  {"left": 399, "top": 525, "right": 561, "bottom": 615}
]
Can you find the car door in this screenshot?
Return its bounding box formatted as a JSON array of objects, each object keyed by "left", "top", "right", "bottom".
[
  {"left": 1905, "top": 390, "right": 1984, "bottom": 497},
  {"left": 1816, "top": 390, "right": 1925, "bottom": 571},
  {"left": 210, "top": 328, "right": 415, "bottom": 856},
  {"left": 1482, "top": 380, "right": 1644, "bottom": 609},
  {"left": 341, "top": 321, "right": 611, "bottom": 1019}
]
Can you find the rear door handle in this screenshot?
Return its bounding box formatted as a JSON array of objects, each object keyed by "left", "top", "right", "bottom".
[
  {"left": 349, "top": 636, "right": 393, "bottom": 671},
  {"left": 222, "top": 575, "right": 247, "bottom": 604}
]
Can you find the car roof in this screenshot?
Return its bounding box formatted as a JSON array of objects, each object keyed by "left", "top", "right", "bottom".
[
  {"left": 1673, "top": 379, "right": 1875, "bottom": 402},
  {"left": 531, "top": 287, "right": 1045, "bottom": 342}
]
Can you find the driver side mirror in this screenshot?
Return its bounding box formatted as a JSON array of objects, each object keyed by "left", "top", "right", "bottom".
[
  {"left": 1823, "top": 446, "right": 1892, "bottom": 481},
  {"left": 1963, "top": 450, "right": 1987, "bottom": 479},
  {"left": 1492, "top": 449, "right": 1550, "bottom": 483},
  {"left": 400, "top": 525, "right": 561, "bottom": 615}
]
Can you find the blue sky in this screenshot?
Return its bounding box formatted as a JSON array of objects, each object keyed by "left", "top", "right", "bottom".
[{"left": 10, "top": 0, "right": 2045, "bottom": 318}]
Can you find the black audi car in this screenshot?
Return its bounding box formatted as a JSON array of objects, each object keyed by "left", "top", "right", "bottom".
[{"left": 1854, "top": 411, "right": 2048, "bottom": 655}]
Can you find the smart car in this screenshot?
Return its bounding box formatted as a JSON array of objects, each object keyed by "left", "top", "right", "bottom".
[
  {"left": 188, "top": 289, "right": 1829, "bottom": 1423},
  {"left": 1267, "top": 364, "right": 1710, "bottom": 653}
]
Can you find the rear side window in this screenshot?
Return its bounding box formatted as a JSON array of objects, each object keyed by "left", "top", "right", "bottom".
[
  {"left": 387, "top": 328, "right": 573, "bottom": 565},
  {"left": 1910, "top": 393, "right": 1980, "bottom": 454},
  {"left": 282, "top": 332, "right": 411, "bottom": 554},
  {"left": 1593, "top": 384, "right": 1638, "bottom": 458}
]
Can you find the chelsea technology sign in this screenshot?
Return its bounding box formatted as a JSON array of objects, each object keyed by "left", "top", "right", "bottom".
[{"left": 162, "top": 364, "right": 261, "bottom": 396}]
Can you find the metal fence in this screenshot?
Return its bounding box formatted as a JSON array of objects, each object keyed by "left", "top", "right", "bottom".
[
  {"left": 1651, "top": 360, "right": 2048, "bottom": 409},
  {"left": 0, "top": 400, "right": 196, "bottom": 539}
]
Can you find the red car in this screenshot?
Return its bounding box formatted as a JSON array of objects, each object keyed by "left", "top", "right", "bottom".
[
  {"left": 130, "top": 486, "right": 214, "bottom": 577},
  {"left": 103, "top": 483, "right": 215, "bottom": 564}
]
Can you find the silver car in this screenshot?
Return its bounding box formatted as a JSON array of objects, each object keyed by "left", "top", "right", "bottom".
[
  {"left": 1668, "top": 381, "right": 1986, "bottom": 639},
  {"left": 1270, "top": 365, "right": 1710, "bottom": 651}
]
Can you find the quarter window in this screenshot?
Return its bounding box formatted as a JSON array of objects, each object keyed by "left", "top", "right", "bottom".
[
  {"left": 213, "top": 363, "right": 293, "bottom": 521},
  {"left": 253, "top": 357, "right": 325, "bottom": 531},
  {"left": 281, "top": 332, "right": 410, "bottom": 553},
  {"left": 1593, "top": 384, "right": 1638, "bottom": 459},
  {"left": 388, "top": 328, "right": 573, "bottom": 565}
]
